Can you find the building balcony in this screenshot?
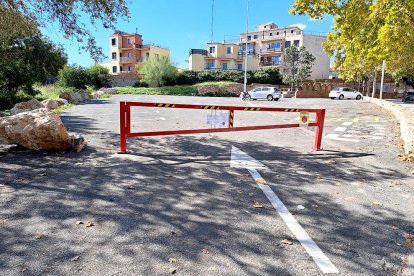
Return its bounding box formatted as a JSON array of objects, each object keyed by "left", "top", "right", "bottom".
[
  {"left": 119, "top": 71, "right": 135, "bottom": 74},
  {"left": 204, "top": 67, "right": 242, "bottom": 71},
  {"left": 120, "top": 57, "right": 136, "bottom": 63},
  {"left": 189, "top": 49, "right": 208, "bottom": 56},
  {"left": 260, "top": 48, "right": 282, "bottom": 54},
  {"left": 259, "top": 61, "right": 281, "bottom": 66},
  {"left": 237, "top": 50, "right": 255, "bottom": 56}
]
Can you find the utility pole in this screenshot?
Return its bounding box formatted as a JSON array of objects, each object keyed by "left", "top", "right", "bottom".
[
  {"left": 380, "top": 60, "right": 386, "bottom": 100},
  {"left": 372, "top": 70, "right": 377, "bottom": 98},
  {"left": 243, "top": 0, "right": 249, "bottom": 93},
  {"left": 210, "top": 0, "right": 215, "bottom": 42}
]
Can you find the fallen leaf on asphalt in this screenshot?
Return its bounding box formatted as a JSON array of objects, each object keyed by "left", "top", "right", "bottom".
[
  {"left": 168, "top": 258, "right": 176, "bottom": 263},
  {"left": 75, "top": 221, "right": 84, "bottom": 225},
  {"left": 236, "top": 189, "right": 242, "bottom": 193},
  {"left": 85, "top": 221, "right": 94, "bottom": 227},
  {"left": 201, "top": 248, "right": 209, "bottom": 254},
  {"left": 248, "top": 192, "right": 254, "bottom": 197},
  {"left": 34, "top": 234, "right": 43, "bottom": 240},
  {"left": 281, "top": 239, "right": 293, "bottom": 245},
  {"left": 71, "top": 256, "right": 80, "bottom": 262},
  {"left": 253, "top": 202, "right": 263, "bottom": 208},
  {"left": 256, "top": 178, "right": 267, "bottom": 185},
  {"left": 164, "top": 174, "right": 173, "bottom": 178},
  {"left": 169, "top": 268, "right": 177, "bottom": 274},
  {"left": 372, "top": 200, "right": 382, "bottom": 206}
]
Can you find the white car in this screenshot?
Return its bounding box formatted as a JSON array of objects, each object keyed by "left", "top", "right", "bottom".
[
  {"left": 242, "top": 87, "right": 281, "bottom": 101},
  {"left": 329, "top": 87, "right": 363, "bottom": 100}
]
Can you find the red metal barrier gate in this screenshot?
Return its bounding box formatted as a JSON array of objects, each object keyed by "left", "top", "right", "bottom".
[{"left": 119, "top": 101, "right": 326, "bottom": 153}]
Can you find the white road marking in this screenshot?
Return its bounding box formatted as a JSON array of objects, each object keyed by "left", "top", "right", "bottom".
[
  {"left": 230, "top": 146, "right": 267, "bottom": 169},
  {"left": 160, "top": 117, "right": 166, "bottom": 121},
  {"left": 342, "top": 122, "right": 353, "bottom": 126},
  {"left": 334, "top": 127, "right": 347, "bottom": 132},
  {"left": 326, "top": 134, "right": 360, "bottom": 142},
  {"left": 248, "top": 168, "right": 339, "bottom": 274},
  {"left": 231, "top": 146, "right": 339, "bottom": 274}
]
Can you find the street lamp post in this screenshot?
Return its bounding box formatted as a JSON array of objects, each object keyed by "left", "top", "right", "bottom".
[{"left": 243, "top": 0, "right": 249, "bottom": 93}]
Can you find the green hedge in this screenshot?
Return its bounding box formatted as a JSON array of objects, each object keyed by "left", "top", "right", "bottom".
[{"left": 165, "top": 67, "right": 282, "bottom": 86}]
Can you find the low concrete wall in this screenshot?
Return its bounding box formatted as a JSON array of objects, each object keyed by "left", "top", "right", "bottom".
[{"left": 364, "top": 97, "right": 414, "bottom": 156}]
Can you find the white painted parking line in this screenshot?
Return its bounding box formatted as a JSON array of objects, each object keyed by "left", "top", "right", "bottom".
[
  {"left": 342, "top": 122, "right": 353, "bottom": 126},
  {"left": 334, "top": 127, "right": 347, "bottom": 132},
  {"left": 231, "top": 146, "right": 339, "bottom": 274},
  {"left": 326, "top": 133, "right": 360, "bottom": 142}
]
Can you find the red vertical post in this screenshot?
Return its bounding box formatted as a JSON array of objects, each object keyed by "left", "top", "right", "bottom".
[
  {"left": 119, "top": 101, "right": 127, "bottom": 153},
  {"left": 126, "top": 104, "right": 131, "bottom": 135},
  {"left": 229, "top": 110, "right": 234, "bottom": 128},
  {"left": 313, "top": 109, "right": 326, "bottom": 150}
]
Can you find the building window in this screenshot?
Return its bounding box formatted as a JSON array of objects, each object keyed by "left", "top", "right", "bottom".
[
  {"left": 112, "top": 66, "right": 117, "bottom": 73},
  {"left": 112, "top": 52, "right": 117, "bottom": 59},
  {"left": 271, "top": 56, "right": 281, "bottom": 65},
  {"left": 269, "top": 33, "right": 273, "bottom": 36},
  {"left": 294, "top": 40, "right": 300, "bottom": 47},
  {"left": 205, "top": 61, "right": 215, "bottom": 69},
  {"left": 128, "top": 66, "right": 132, "bottom": 72},
  {"left": 276, "top": 32, "right": 279, "bottom": 35},
  {"left": 247, "top": 36, "right": 251, "bottom": 41},
  {"left": 253, "top": 34, "right": 258, "bottom": 39},
  {"left": 223, "top": 63, "right": 228, "bottom": 70},
  {"left": 120, "top": 66, "right": 123, "bottom": 72},
  {"left": 111, "top": 38, "right": 116, "bottom": 46},
  {"left": 127, "top": 38, "right": 131, "bottom": 44},
  {"left": 285, "top": 41, "right": 291, "bottom": 48},
  {"left": 237, "top": 64, "right": 243, "bottom": 71},
  {"left": 128, "top": 52, "right": 132, "bottom": 57},
  {"left": 291, "top": 30, "right": 294, "bottom": 34},
  {"left": 209, "top": 46, "right": 215, "bottom": 53},
  {"left": 227, "top": 46, "right": 232, "bottom": 54},
  {"left": 271, "top": 42, "right": 281, "bottom": 49}
]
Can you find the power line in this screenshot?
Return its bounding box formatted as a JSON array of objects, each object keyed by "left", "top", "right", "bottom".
[{"left": 211, "top": 0, "right": 215, "bottom": 42}]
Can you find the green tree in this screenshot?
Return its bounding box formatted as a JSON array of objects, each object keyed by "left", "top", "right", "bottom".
[
  {"left": 290, "top": 0, "right": 414, "bottom": 82},
  {"left": 0, "top": 36, "right": 67, "bottom": 109},
  {"left": 282, "top": 46, "right": 315, "bottom": 88},
  {"left": 138, "top": 56, "right": 177, "bottom": 87},
  {"left": 0, "top": 0, "right": 130, "bottom": 60}
]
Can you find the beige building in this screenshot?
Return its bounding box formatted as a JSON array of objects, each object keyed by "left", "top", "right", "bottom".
[
  {"left": 109, "top": 31, "right": 170, "bottom": 76},
  {"left": 189, "top": 22, "right": 330, "bottom": 80}
]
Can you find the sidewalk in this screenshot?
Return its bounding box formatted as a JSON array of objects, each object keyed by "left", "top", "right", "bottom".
[{"left": 364, "top": 97, "right": 414, "bottom": 157}]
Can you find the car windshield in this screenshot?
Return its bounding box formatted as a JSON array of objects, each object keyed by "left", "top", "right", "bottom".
[
  {"left": 407, "top": 92, "right": 414, "bottom": 96},
  {"left": 333, "top": 88, "right": 340, "bottom": 91}
]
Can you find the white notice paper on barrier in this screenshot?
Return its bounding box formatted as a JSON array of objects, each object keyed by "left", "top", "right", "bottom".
[{"left": 207, "top": 113, "right": 229, "bottom": 127}]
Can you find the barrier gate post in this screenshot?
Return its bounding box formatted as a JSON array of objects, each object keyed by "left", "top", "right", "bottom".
[
  {"left": 313, "top": 109, "right": 326, "bottom": 150},
  {"left": 119, "top": 101, "right": 127, "bottom": 153}
]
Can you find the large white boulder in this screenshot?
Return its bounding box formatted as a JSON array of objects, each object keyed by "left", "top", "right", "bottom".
[
  {"left": 60, "top": 91, "right": 90, "bottom": 104},
  {"left": 41, "top": 98, "right": 68, "bottom": 110},
  {"left": 10, "top": 99, "right": 44, "bottom": 115},
  {"left": 0, "top": 108, "right": 72, "bottom": 150},
  {"left": 91, "top": 91, "right": 105, "bottom": 99}
]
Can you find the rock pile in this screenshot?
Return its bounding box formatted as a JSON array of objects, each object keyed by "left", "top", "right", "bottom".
[
  {"left": 0, "top": 108, "right": 72, "bottom": 150},
  {"left": 10, "top": 99, "right": 44, "bottom": 115},
  {"left": 60, "top": 90, "right": 90, "bottom": 104},
  {"left": 41, "top": 98, "right": 68, "bottom": 110}
]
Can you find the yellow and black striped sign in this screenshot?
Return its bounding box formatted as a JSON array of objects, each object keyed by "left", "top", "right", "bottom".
[
  {"left": 229, "top": 110, "right": 234, "bottom": 128},
  {"left": 201, "top": 105, "right": 220, "bottom": 110},
  {"left": 243, "top": 107, "right": 261, "bottom": 111},
  {"left": 284, "top": 108, "right": 300, "bottom": 112},
  {"left": 155, "top": 103, "right": 175, "bottom": 108}
]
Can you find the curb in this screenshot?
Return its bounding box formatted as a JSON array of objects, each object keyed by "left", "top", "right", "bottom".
[{"left": 364, "top": 97, "right": 414, "bottom": 155}]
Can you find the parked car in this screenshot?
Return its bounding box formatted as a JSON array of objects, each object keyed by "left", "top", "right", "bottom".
[
  {"left": 402, "top": 91, "right": 414, "bottom": 103},
  {"left": 243, "top": 87, "right": 281, "bottom": 101},
  {"left": 329, "top": 87, "right": 363, "bottom": 100}
]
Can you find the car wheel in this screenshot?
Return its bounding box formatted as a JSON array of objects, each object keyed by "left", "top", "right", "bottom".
[
  {"left": 267, "top": 95, "right": 273, "bottom": 101},
  {"left": 330, "top": 97, "right": 335, "bottom": 100},
  {"left": 356, "top": 95, "right": 362, "bottom": 100},
  {"left": 339, "top": 94, "right": 344, "bottom": 100},
  {"left": 274, "top": 98, "right": 280, "bottom": 101}
]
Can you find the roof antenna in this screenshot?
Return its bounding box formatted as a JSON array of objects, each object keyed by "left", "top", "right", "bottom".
[
  {"left": 210, "top": 0, "right": 215, "bottom": 42},
  {"left": 135, "top": 27, "right": 138, "bottom": 34}
]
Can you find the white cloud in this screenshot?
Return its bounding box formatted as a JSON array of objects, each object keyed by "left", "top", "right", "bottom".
[{"left": 290, "top": 23, "right": 307, "bottom": 30}]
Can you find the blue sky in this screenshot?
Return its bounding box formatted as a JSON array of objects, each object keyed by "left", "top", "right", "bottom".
[{"left": 42, "top": 0, "right": 333, "bottom": 69}]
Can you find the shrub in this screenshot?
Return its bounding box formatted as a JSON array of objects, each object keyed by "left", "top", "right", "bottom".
[
  {"left": 57, "top": 65, "right": 110, "bottom": 90},
  {"left": 133, "top": 80, "right": 149, "bottom": 87}
]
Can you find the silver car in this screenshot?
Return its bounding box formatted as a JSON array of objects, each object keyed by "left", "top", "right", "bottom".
[{"left": 245, "top": 87, "right": 281, "bottom": 101}]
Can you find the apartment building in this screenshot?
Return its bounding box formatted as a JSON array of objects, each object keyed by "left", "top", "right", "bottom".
[
  {"left": 189, "top": 22, "right": 330, "bottom": 80},
  {"left": 109, "top": 31, "right": 170, "bottom": 76}
]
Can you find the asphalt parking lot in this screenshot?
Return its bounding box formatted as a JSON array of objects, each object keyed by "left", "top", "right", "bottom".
[{"left": 1, "top": 95, "right": 413, "bottom": 275}]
